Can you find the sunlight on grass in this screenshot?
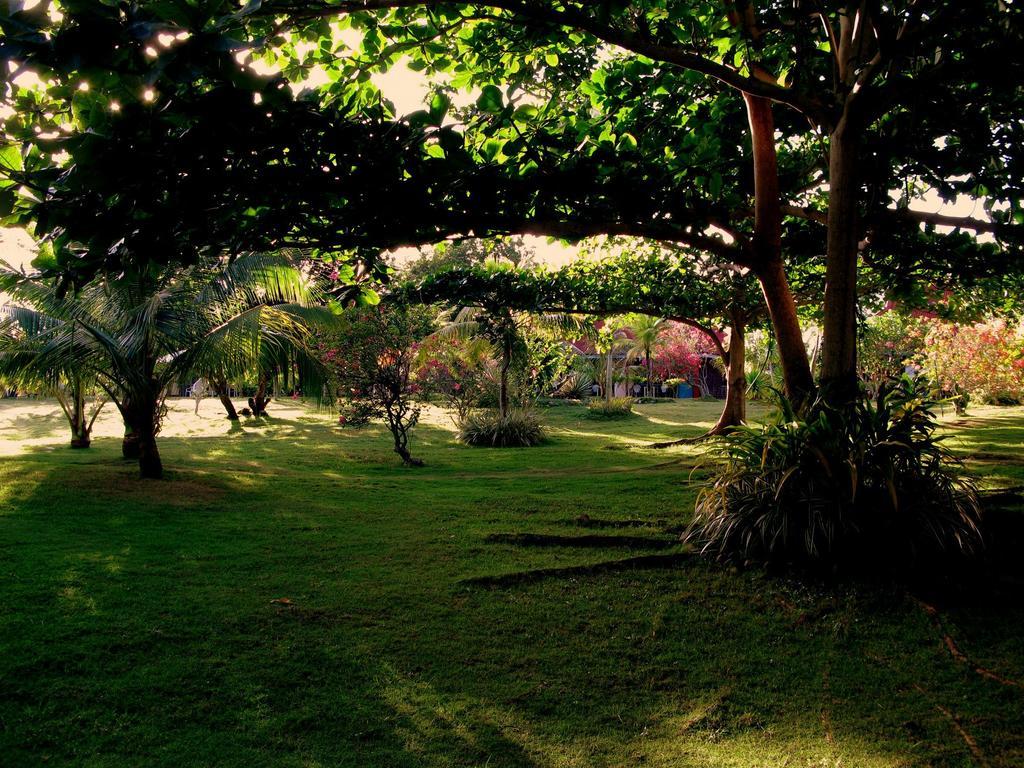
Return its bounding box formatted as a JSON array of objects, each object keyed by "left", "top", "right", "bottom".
[{"left": 1, "top": 396, "right": 1022, "bottom": 766}]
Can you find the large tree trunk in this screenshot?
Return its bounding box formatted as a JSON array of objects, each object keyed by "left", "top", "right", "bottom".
[
  {"left": 650, "top": 313, "right": 745, "bottom": 448},
  {"left": 819, "top": 124, "right": 861, "bottom": 400},
  {"left": 714, "top": 310, "right": 746, "bottom": 433},
  {"left": 744, "top": 94, "right": 815, "bottom": 407},
  {"left": 752, "top": 256, "right": 814, "bottom": 405}
]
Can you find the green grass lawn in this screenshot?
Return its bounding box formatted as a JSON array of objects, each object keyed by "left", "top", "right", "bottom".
[{"left": 1, "top": 397, "right": 1023, "bottom": 767}]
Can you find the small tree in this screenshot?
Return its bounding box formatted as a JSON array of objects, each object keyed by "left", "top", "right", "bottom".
[
  {"left": 324, "top": 306, "right": 435, "bottom": 466},
  {"left": 0, "top": 254, "right": 332, "bottom": 478},
  {"left": 414, "top": 335, "right": 495, "bottom": 426},
  {"left": 621, "top": 314, "right": 671, "bottom": 398},
  {"left": 0, "top": 302, "right": 107, "bottom": 448}
]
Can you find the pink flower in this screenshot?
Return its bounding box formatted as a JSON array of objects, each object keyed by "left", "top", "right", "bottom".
[
  {"left": 453, "top": 383, "right": 461, "bottom": 391},
  {"left": 329, "top": 269, "right": 340, "bottom": 281}
]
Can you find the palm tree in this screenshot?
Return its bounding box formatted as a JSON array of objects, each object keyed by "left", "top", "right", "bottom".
[
  {"left": 592, "top": 323, "right": 634, "bottom": 403},
  {"left": 621, "top": 314, "right": 671, "bottom": 398},
  {"left": 433, "top": 306, "right": 586, "bottom": 418},
  {"left": 0, "top": 254, "right": 337, "bottom": 478},
  {"left": 0, "top": 300, "right": 108, "bottom": 448}
]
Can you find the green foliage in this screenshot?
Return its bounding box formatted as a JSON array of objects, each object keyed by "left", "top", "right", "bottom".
[
  {"left": 401, "top": 237, "right": 535, "bottom": 283},
  {"left": 586, "top": 397, "right": 635, "bottom": 418},
  {"left": 859, "top": 313, "right": 925, "bottom": 395},
  {"left": 550, "top": 370, "right": 594, "bottom": 400},
  {"left": 0, "top": 252, "right": 332, "bottom": 475},
  {"left": 321, "top": 305, "right": 435, "bottom": 465},
  {"left": 457, "top": 408, "right": 545, "bottom": 447},
  {"left": 402, "top": 251, "right": 749, "bottom": 325},
  {"left": 688, "top": 378, "right": 984, "bottom": 571}
]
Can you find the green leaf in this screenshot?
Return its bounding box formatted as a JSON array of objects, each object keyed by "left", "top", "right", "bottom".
[
  {"left": 428, "top": 92, "right": 450, "bottom": 123},
  {"left": 359, "top": 287, "right": 381, "bottom": 306},
  {"left": 544, "top": 52, "right": 559, "bottom": 68},
  {"left": 476, "top": 84, "right": 504, "bottom": 113}
]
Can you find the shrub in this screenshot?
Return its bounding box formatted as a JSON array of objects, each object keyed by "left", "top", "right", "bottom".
[
  {"left": 458, "top": 409, "right": 546, "bottom": 447},
  {"left": 550, "top": 371, "right": 595, "bottom": 400},
  {"left": 686, "top": 377, "right": 983, "bottom": 572},
  {"left": 413, "top": 337, "right": 495, "bottom": 425},
  {"left": 586, "top": 397, "right": 635, "bottom": 418},
  {"left": 320, "top": 306, "right": 433, "bottom": 466}
]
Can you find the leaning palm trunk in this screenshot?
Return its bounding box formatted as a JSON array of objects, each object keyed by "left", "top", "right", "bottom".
[
  {"left": 211, "top": 377, "right": 238, "bottom": 420},
  {"left": 249, "top": 373, "right": 270, "bottom": 416}
]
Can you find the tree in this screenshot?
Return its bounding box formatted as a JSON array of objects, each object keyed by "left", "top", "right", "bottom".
[
  {"left": 0, "top": 253, "right": 334, "bottom": 478},
  {"left": 402, "top": 248, "right": 765, "bottom": 436},
  {"left": 202, "top": 1, "right": 1018, "bottom": 405},
  {"left": 621, "top": 314, "right": 671, "bottom": 398},
  {"left": 0, "top": 295, "right": 107, "bottom": 448},
  {"left": 322, "top": 305, "right": 435, "bottom": 466},
  {"left": 4, "top": 3, "right": 1022, "bottom": 408}
]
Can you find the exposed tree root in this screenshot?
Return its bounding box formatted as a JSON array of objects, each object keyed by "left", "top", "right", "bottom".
[
  {"left": 570, "top": 515, "right": 667, "bottom": 529},
  {"left": 648, "top": 429, "right": 726, "bottom": 449},
  {"left": 648, "top": 416, "right": 743, "bottom": 449},
  {"left": 821, "top": 665, "right": 835, "bottom": 746},
  {"left": 978, "top": 485, "right": 1024, "bottom": 506},
  {"left": 484, "top": 532, "right": 678, "bottom": 550},
  {"left": 911, "top": 683, "right": 990, "bottom": 768},
  {"left": 461, "top": 552, "right": 691, "bottom": 588},
  {"left": 916, "top": 598, "right": 1022, "bottom": 690}
]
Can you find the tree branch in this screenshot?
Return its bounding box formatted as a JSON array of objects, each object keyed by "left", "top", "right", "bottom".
[{"left": 261, "top": 0, "right": 831, "bottom": 123}]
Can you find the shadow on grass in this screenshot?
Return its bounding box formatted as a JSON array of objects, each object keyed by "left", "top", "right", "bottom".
[{"left": 3, "top": 403, "right": 1024, "bottom": 765}]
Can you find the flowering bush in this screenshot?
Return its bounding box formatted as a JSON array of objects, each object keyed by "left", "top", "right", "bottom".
[
  {"left": 652, "top": 324, "right": 718, "bottom": 383},
  {"left": 413, "top": 336, "right": 495, "bottom": 425},
  {"left": 859, "top": 313, "right": 926, "bottom": 395},
  {"left": 319, "top": 306, "right": 435, "bottom": 466},
  {"left": 919, "top": 318, "right": 1024, "bottom": 405}
]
